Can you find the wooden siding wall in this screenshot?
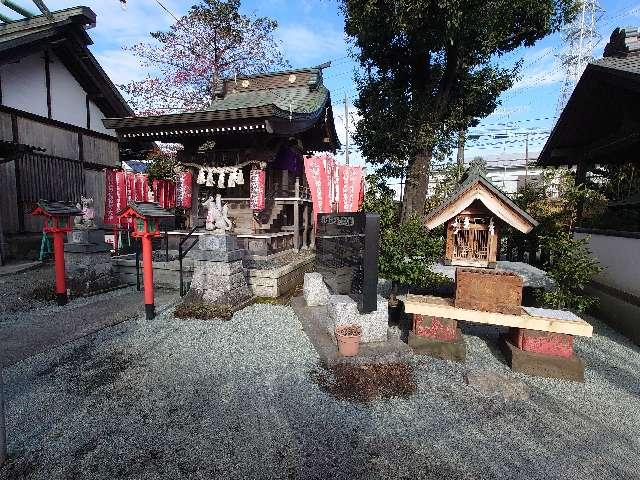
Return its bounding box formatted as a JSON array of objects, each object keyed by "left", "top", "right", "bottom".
[
  {"left": 0, "top": 160, "right": 19, "bottom": 233},
  {"left": 16, "top": 117, "right": 79, "bottom": 160},
  {"left": 0, "top": 112, "right": 12, "bottom": 141},
  {"left": 17, "top": 153, "right": 83, "bottom": 203},
  {"left": 83, "top": 134, "right": 119, "bottom": 168},
  {"left": 84, "top": 168, "right": 106, "bottom": 223}
]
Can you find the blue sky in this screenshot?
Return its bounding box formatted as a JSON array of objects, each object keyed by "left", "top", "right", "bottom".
[{"left": 6, "top": 0, "right": 640, "bottom": 168}]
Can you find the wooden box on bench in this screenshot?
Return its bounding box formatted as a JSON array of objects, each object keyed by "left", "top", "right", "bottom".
[{"left": 455, "top": 268, "right": 523, "bottom": 315}]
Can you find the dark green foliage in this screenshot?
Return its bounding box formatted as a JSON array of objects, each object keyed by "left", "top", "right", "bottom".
[
  {"left": 145, "top": 148, "right": 177, "bottom": 183},
  {"left": 341, "top": 0, "right": 578, "bottom": 217},
  {"left": 174, "top": 301, "right": 234, "bottom": 320},
  {"left": 362, "top": 175, "right": 445, "bottom": 288},
  {"left": 537, "top": 232, "right": 603, "bottom": 313}
]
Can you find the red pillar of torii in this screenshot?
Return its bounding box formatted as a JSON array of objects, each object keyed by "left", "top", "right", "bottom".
[
  {"left": 117, "top": 202, "right": 174, "bottom": 320},
  {"left": 32, "top": 201, "right": 83, "bottom": 306}
]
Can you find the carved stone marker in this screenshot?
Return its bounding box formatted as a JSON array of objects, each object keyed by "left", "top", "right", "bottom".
[{"left": 316, "top": 212, "right": 380, "bottom": 313}]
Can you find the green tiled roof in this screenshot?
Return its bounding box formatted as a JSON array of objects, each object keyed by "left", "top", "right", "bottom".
[{"left": 209, "top": 85, "right": 329, "bottom": 116}]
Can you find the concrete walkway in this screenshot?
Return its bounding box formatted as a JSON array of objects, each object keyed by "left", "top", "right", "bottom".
[
  {"left": 0, "top": 261, "right": 42, "bottom": 278},
  {"left": 0, "top": 289, "right": 179, "bottom": 367}
]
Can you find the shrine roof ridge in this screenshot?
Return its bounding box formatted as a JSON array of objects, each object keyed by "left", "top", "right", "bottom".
[
  {"left": 424, "top": 170, "right": 538, "bottom": 229},
  {"left": 35, "top": 200, "right": 83, "bottom": 216}
]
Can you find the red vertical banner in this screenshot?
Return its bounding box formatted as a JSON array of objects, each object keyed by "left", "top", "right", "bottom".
[
  {"left": 104, "top": 169, "right": 117, "bottom": 224},
  {"left": 338, "top": 166, "right": 364, "bottom": 213},
  {"left": 250, "top": 169, "right": 266, "bottom": 210},
  {"left": 175, "top": 171, "right": 192, "bottom": 208},
  {"left": 304, "top": 155, "right": 330, "bottom": 222}
]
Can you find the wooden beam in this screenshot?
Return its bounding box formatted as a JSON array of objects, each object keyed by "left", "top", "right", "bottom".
[
  {"left": 44, "top": 50, "right": 52, "bottom": 119},
  {"left": 403, "top": 295, "right": 593, "bottom": 337}
]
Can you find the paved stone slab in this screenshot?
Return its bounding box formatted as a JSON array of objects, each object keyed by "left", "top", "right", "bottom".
[{"left": 0, "top": 289, "right": 179, "bottom": 367}]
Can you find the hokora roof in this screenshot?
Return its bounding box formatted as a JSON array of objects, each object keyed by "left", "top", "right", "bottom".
[{"left": 424, "top": 170, "right": 538, "bottom": 234}]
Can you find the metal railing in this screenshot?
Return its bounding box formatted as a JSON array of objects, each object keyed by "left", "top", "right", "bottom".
[{"left": 178, "top": 225, "right": 201, "bottom": 297}]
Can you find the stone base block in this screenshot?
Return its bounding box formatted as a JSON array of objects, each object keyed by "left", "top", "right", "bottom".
[
  {"left": 327, "top": 294, "right": 388, "bottom": 343},
  {"left": 501, "top": 337, "right": 585, "bottom": 382},
  {"left": 188, "top": 249, "right": 244, "bottom": 262},
  {"left": 199, "top": 233, "right": 238, "bottom": 251},
  {"left": 413, "top": 315, "right": 458, "bottom": 342},
  {"left": 408, "top": 330, "right": 466, "bottom": 362},
  {"left": 510, "top": 328, "right": 574, "bottom": 358},
  {"left": 303, "top": 272, "right": 330, "bottom": 306}
]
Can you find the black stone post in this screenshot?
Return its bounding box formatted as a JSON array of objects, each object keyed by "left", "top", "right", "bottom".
[{"left": 362, "top": 213, "right": 380, "bottom": 313}]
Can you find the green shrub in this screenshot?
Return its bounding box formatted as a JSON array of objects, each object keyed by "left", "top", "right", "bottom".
[
  {"left": 362, "top": 175, "right": 445, "bottom": 289},
  {"left": 537, "top": 232, "right": 602, "bottom": 313}
]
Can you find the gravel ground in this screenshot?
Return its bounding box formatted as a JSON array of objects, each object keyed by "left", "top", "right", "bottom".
[
  {"left": 1, "top": 304, "right": 639, "bottom": 480},
  {"left": 0, "top": 264, "right": 57, "bottom": 314}
]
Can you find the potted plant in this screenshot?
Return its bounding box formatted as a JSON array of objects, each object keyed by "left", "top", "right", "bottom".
[{"left": 335, "top": 324, "right": 363, "bottom": 357}]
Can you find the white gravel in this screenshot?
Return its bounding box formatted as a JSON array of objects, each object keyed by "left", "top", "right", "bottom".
[{"left": 1, "top": 304, "right": 639, "bottom": 480}]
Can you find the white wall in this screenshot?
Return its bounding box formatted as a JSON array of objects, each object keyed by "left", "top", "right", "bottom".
[
  {"left": 0, "top": 52, "right": 48, "bottom": 117},
  {"left": 88, "top": 98, "right": 111, "bottom": 135},
  {"left": 49, "top": 52, "right": 87, "bottom": 128},
  {"left": 1, "top": 50, "right": 117, "bottom": 137},
  {"left": 574, "top": 231, "right": 640, "bottom": 297}
]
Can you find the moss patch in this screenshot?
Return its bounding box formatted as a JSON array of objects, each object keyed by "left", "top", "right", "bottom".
[{"left": 174, "top": 301, "right": 234, "bottom": 321}]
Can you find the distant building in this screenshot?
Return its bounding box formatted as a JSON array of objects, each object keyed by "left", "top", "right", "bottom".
[
  {"left": 0, "top": 7, "right": 132, "bottom": 260},
  {"left": 427, "top": 152, "right": 561, "bottom": 198}
]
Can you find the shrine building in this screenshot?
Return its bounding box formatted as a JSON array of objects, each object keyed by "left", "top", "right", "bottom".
[{"left": 425, "top": 166, "right": 538, "bottom": 268}]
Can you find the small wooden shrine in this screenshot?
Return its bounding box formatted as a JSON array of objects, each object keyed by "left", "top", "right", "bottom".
[{"left": 425, "top": 165, "right": 538, "bottom": 268}]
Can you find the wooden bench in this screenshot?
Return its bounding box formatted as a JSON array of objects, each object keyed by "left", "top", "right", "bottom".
[{"left": 403, "top": 294, "right": 593, "bottom": 337}]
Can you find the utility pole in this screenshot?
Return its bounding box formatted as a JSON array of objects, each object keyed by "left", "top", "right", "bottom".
[
  {"left": 456, "top": 130, "right": 465, "bottom": 173},
  {"left": 344, "top": 93, "right": 349, "bottom": 165},
  {"left": 525, "top": 132, "right": 529, "bottom": 184}
]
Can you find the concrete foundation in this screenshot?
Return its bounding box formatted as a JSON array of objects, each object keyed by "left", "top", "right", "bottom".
[
  {"left": 408, "top": 330, "right": 466, "bottom": 362},
  {"left": 501, "top": 337, "right": 585, "bottom": 382}
]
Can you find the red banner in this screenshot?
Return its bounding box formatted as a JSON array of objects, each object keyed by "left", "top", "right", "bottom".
[
  {"left": 304, "top": 155, "right": 331, "bottom": 222},
  {"left": 104, "top": 169, "right": 128, "bottom": 224},
  {"left": 152, "top": 179, "right": 176, "bottom": 209},
  {"left": 250, "top": 169, "right": 266, "bottom": 210},
  {"left": 338, "top": 165, "right": 364, "bottom": 213},
  {"left": 175, "top": 171, "right": 193, "bottom": 208}
]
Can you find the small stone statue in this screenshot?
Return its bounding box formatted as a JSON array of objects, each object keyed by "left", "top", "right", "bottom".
[
  {"left": 74, "top": 196, "right": 96, "bottom": 229},
  {"left": 202, "top": 193, "right": 232, "bottom": 233}
]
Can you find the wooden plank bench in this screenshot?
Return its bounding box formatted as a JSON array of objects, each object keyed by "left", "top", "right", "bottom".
[
  {"left": 403, "top": 294, "right": 593, "bottom": 337},
  {"left": 403, "top": 294, "right": 592, "bottom": 381}
]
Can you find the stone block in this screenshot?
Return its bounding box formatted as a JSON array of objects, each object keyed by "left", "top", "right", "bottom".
[
  {"left": 188, "top": 249, "right": 244, "bottom": 262},
  {"left": 327, "top": 294, "right": 388, "bottom": 343},
  {"left": 501, "top": 337, "right": 585, "bottom": 382},
  {"left": 198, "top": 234, "right": 238, "bottom": 252},
  {"left": 413, "top": 315, "right": 458, "bottom": 342},
  {"left": 408, "top": 330, "right": 466, "bottom": 362},
  {"left": 303, "top": 272, "right": 330, "bottom": 306}
]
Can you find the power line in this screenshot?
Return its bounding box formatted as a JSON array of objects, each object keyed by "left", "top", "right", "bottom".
[{"left": 153, "top": 0, "right": 180, "bottom": 22}]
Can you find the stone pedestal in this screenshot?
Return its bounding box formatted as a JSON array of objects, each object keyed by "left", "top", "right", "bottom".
[
  {"left": 64, "top": 228, "right": 111, "bottom": 254},
  {"left": 188, "top": 234, "right": 253, "bottom": 306},
  {"left": 326, "top": 294, "right": 388, "bottom": 343},
  {"left": 63, "top": 229, "right": 118, "bottom": 295}
]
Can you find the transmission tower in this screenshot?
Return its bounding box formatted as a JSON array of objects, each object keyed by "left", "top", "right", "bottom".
[{"left": 556, "top": 0, "right": 603, "bottom": 114}]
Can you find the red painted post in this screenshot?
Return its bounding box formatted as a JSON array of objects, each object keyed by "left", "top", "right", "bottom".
[
  {"left": 141, "top": 233, "right": 155, "bottom": 320},
  {"left": 52, "top": 231, "right": 67, "bottom": 305}
]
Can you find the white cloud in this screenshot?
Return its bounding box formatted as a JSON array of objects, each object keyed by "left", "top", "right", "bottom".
[{"left": 96, "top": 49, "right": 147, "bottom": 86}]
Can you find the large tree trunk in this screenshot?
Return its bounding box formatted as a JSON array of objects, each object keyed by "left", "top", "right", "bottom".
[{"left": 401, "top": 148, "right": 432, "bottom": 222}]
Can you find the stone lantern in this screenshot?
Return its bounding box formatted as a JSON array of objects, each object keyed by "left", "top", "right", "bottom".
[{"left": 31, "top": 200, "right": 83, "bottom": 305}]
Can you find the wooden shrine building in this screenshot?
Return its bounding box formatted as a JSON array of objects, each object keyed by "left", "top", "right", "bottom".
[
  {"left": 104, "top": 65, "right": 339, "bottom": 255},
  {"left": 425, "top": 166, "right": 538, "bottom": 268}
]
